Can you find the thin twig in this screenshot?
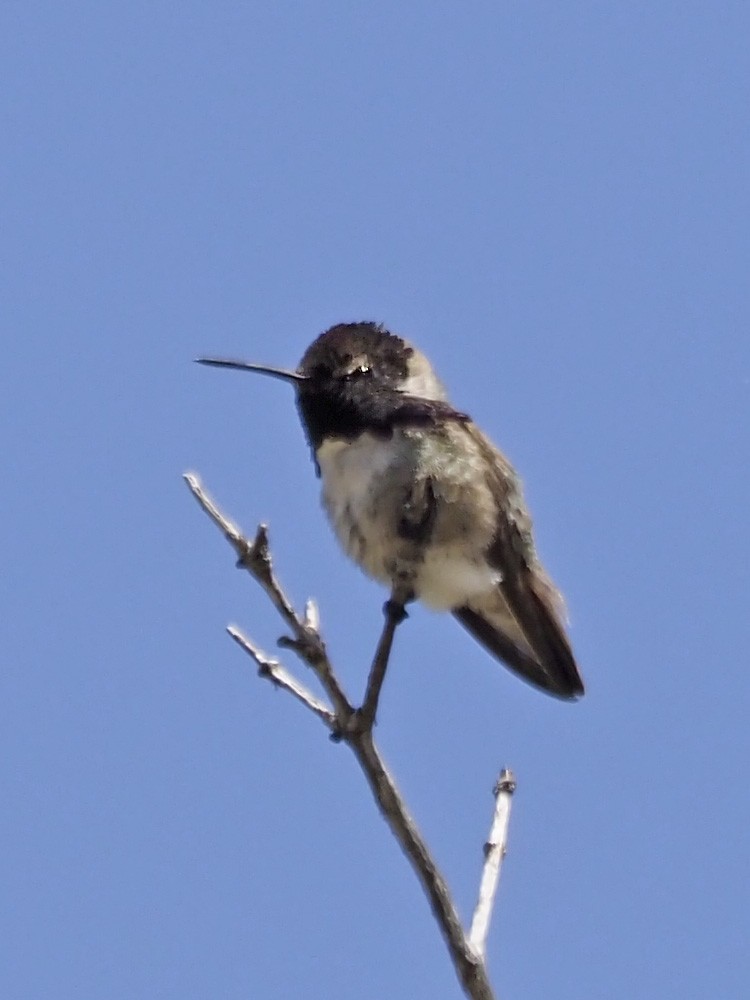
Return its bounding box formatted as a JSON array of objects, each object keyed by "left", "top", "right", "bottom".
[
  {"left": 227, "top": 625, "right": 336, "bottom": 727},
  {"left": 469, "top": 770, "right": 517, "bottom": 959},
  {"left": 184, "top": 472, "right": 353, "bottom": 719},
  {"left": 358, "top": 598, "right": 407, "bottom": 727}
]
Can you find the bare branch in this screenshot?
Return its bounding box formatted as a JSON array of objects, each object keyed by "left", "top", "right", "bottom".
[
  {"left": 184, "top": 472, "right": 352, "bottom": 719},
  {"left": 469, "top": 770, "right": 517, "bottom": 959},
  {"left": 227, "top": 625, "right": 336, "bottom": 727},
  {"left": 186, "top": 471, "right": 507, "bottom": 1000},
  {"left": 350, "top": 732, "right": 496, "bottom": 1000},
  {"left": 184, "top": 471, "right": 300, "bottom": 627}
]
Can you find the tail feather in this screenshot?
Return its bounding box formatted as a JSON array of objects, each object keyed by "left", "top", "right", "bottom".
[{"left": 454, "top": 575, "right": 584, "bottom": 699}]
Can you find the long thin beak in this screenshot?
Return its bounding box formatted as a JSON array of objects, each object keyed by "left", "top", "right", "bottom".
[{"left": 195, "top": 357, "right": 308, "bottom": 384}]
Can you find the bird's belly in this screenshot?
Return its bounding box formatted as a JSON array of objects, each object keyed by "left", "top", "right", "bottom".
[
  {"left": 415, "top": 550, "right": 500, "bottom": 610},
  {"left": 316, "top": 433, "right": 500, "bottom": 609}
]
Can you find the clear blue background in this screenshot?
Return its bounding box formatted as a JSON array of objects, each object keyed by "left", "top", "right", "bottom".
[{"left": 3, "top": 3, "right": 749, "bottom": 998}]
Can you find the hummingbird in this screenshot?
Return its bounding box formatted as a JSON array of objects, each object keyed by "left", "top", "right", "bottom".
[{"left": 198, "top": 321, "right": 583, "bottom": 700}]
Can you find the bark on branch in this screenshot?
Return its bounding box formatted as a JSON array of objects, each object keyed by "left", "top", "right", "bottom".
[{"left": 184, "top": 471, "right": 515, "bottom": 1000}]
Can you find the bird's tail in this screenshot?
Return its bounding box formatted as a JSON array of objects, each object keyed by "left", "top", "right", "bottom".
[{"left": 453, "top": 573, "right": 584, "bottom": 699}]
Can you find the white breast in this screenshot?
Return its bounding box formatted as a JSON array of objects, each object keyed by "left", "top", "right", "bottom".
[
  {"left": 316, "top": 434, "right": 396, "bottom": 525},
  {"left": 315, "top": 434, "right": 401, "bottom": 584}
]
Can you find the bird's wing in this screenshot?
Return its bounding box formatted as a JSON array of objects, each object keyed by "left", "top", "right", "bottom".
[{"left": 453, "top": 424, "right": 584, "bottom": 699}]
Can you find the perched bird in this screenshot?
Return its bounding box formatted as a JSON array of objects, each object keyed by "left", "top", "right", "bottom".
[{"left": 198, "top": 322, "right": 583, "bottom": 700}]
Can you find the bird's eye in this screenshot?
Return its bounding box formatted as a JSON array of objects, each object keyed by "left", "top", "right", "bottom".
[{"left": 345, "top": 364, "right": 372, "bottom": 379}]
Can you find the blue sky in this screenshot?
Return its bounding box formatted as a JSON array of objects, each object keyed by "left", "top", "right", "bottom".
[{"left": 3, "top": 3, "right": 749, "bottom": 998}]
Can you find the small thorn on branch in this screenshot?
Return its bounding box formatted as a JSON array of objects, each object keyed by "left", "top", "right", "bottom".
[
  {"left": 304, "top": 598, "right": 320, "bottom": 633},
  {"left": 277, "top": 628, "right": 328, "bottom": 668},
  {"left": 234, "top": 523, "right": 272, "bottom": 579}
]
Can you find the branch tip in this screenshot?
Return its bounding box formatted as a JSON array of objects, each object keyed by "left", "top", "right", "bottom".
[
  {"left": 469, "top": 765, "right": 516, "bottom": 962},
  {"left": 494, "top": 768, "right": 517, "bottom": 796}
]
